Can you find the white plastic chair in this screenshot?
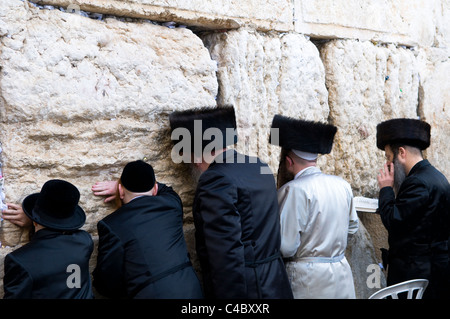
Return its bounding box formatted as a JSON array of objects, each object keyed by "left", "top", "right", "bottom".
[{"left": 368, "top": 279, "right": 429, "bottom": 299}]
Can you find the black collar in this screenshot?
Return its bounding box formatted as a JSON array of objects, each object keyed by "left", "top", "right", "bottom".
[
  {"left": 31, "top": 228, "right": 76, "bottom": 241},
  {"left": 408, "top": 159, "right": 430, "bottom": 177}
]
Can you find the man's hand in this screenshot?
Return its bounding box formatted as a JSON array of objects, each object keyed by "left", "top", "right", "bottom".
[
  {"left": 2, "top": 203, "right": 32, "bottom": 227},
  {"left": 377, "top": 162, "right": 394, "bottom": 189},
  {"left": 92, "top": 180, "right": 118, "bottom": 203}
]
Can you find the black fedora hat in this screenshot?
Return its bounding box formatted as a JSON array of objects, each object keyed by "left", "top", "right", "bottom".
[{"left": 22, "top": 179, "right": 86, "bottom": 231}]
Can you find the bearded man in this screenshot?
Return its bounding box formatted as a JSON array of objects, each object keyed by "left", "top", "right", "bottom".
[{"left": 376, "top": 118, "right": 450, "bottom": 298}]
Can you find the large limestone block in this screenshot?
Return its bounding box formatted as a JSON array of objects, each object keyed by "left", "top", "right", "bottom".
[
  {"left": 320, "top": 40, "right": 419, "bottom": 197},
  {"left": 201, "top": 29, "right": 329, "bottom": 174},
  {"left": 294, "top": 0, "right": 448, "bottom": 47},
  {"left": 436, "top": 0, "right": 450, "bottom": 47},
  {"left": 33, "top": 0, "right": 294, "bottom": 31},
  {"left": 357, "top": 212, "right": 388, "bottom": 267},
  {"left": 0, "top": 0, "right": 218, "bottom": 246},
  {"left": 417, "top": 47, "right": 450, "bottom": 179},
  {"left": 345, "top": 220, "right": 387, "bottom": 299},
  {"left": 0, "top": 1, "right": 217, "bottom": 123},
  {"left": 321, "top": 40, "right": 420, "bottom": 263}
]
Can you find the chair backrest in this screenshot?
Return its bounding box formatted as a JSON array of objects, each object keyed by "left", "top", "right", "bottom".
[{"left": 368, "top": 279, "right": 429, "bottom": 299}]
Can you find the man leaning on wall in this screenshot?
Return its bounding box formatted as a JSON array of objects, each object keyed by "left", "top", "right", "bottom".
[
  {"left": 92, "top": 160, "right": 203, "bottom": 299},
  {"left": 2, "top": 179, "right": 94, "bottom": 299},
  {"left": 169, "top": 105, "right": 293, "bottom": 299}
]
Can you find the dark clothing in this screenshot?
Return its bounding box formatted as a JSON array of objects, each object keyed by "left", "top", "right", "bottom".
[
  {"left": 377, "top": 159, "right": 450, "bottom": 298},
  {"left": 193, "top": 150, "right": 293, "bottom": 299},
  {"left": 3, "top": 228, "right": 94, "bottom": 299},
  {"left": 93, "top": 183, "right": 203, "bottom": 299}
]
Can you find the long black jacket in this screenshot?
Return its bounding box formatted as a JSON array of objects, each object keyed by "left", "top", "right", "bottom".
[
  {"left": 3, "top": 228, "right": 94, "bottom": 299},
  {"left": 193, "top": 150, "right": 293, "bottom": 299},
  {"left": 93, "top": 183, "right": 203, "bottom": 299},
  {"left": 377, "top": 159, "right": 450, "bottom": 298}
]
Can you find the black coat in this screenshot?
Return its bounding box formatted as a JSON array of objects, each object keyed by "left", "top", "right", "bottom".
[
  {"left": 3, "top": 229, "right": 94, "bottom": 299},
  {"left": 378, "top": 159, "right": 450, "bottom": 298},
  {"left": 193, "top": 150, "right": 293, "bottom": 299},
  {"left": 93, "top": 183, "right": 203, "bottom": 299}
]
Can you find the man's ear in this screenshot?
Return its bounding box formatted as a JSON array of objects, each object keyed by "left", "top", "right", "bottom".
[
  {"left": 152, "top": 183, "right": 158, "bottom": 196},
  {"left": 285, "top": 155, "right": 294, "bottom": 167},
  {"left": 398, "top": 146, "right": 407, "bottom": 161},
  {"left": 118, "top": 183, "right": 125, "bottom": 200}
]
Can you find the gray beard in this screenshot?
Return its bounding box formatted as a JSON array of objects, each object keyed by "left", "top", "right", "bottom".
[{"left": 393, "top": 157, "right": 407, "bottom": 195}]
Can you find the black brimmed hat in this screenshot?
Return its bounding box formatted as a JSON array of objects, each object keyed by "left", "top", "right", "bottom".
[
  {"left": 169, "top": 105, "right": 237, "bottom": 156},
  {"left": 269, "top": 114, "right": 337, "bottom": 154},
  {"left": 376, "top": 118, "right": 431, "bottom": 150},
  {"left": 120, "top": 160, "right": 156, "bottom": 192},
  {"left": 22, "top": 179, "right": 86, "bottom": 231}
]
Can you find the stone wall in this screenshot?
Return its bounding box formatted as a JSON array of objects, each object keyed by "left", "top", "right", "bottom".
[{"left": 0, "top": 0, "right": 448, "bottom": 299}]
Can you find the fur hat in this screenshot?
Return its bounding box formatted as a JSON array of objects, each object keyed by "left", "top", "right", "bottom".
[
  {"left": 121, "top": 160, "right": 155, "bottom": 192},
  {"left": 22, "top": 179, "right": 86, "bottom": 231},
  {"left": 376, "top": 118, "right": 431, "bottom": 150},
  {"left": 169, "top": 105, "right": 237, "bottom": 155},
  {"left": 269, "top": 115, "right": 337, "bottom": 154}
]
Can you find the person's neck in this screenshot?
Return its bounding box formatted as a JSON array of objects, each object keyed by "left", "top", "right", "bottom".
[
  {"left": 209, "top": 148, "right": 227, "bottom": 162},
  {"left": 405, "top": 155, "right": 424, "bottom": 175},
  {"left": 123, "top": 191, "right": 153, "bottom": 204},
  {"left": 34, "top": 223, "right": 45, "bottom": 232},
  {"left": 293, "top": 162, "right": 316, "bottom": 177},
  {"left": 197, "top": 148, "right": 228, "bottom": 173}
]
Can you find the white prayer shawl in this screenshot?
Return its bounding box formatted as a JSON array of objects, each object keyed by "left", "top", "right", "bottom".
[{"left": 277, "top": 166, "right": 359, "bottom": 299}]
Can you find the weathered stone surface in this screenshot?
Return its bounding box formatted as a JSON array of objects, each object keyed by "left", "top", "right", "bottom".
[
  {"left": 0, "top": 0, "right": 218, "bottom": 247},
  {"left": 0, "top": 3, "right": 217, "bottom": 123},
  {"left": 345, "top": 220, "right": 387, "bottom": 299},
  {"left": 357, "top": 212, "right": 389, "bottom": 272},
  {"left": 320, "top": 40, "right": 422, "bottom": 263},
  {"left": 295, "top": 0, "right": 450, "bottom": 48},
  {"left": 417, "top": 47, "right": 450, "bottom": 179},
  {"left": 34, "top": 0, "right": 293, "bottom": 31},
  {"left": 33, "top": 0, "right": 450, "bottom": 48},
  {"left": 201, "top": 29, "right": 329, "bottom": 174},
  {"left": 320, "top": 40, "right": 419, "bottom": 197}
]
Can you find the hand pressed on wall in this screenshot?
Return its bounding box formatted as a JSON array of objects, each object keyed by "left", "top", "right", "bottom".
[
  {"left": 92, "top": 180, "right": 118, "bottom": 203},
  {"left": 2, "top": 203, "right": 32, "bottom": 228}
]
